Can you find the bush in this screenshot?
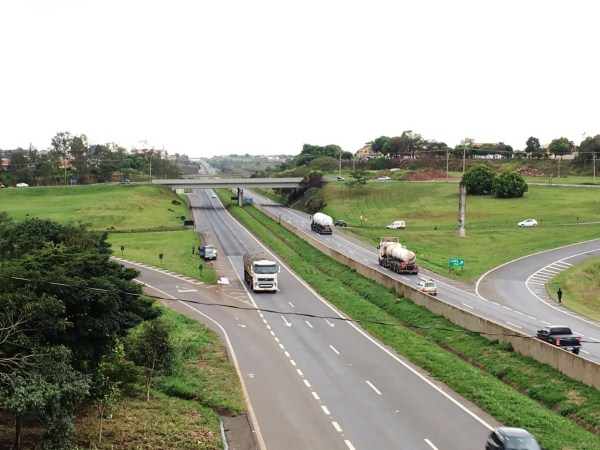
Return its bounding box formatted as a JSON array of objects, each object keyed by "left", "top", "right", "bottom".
[
  {"left": 493, "top": 170, "right": 529, "bottom": 198},
  {"left": 462, "top": 164, "right": 496, "bottom": 195}
]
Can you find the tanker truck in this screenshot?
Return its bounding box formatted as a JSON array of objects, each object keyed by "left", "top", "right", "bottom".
[
  {"left": 243, "top": 251, "right": 280, "bottom": 293},
  {"left": 377, "top": 237, "right": 419, "bottom": 274},
  {"left": 310, "top": 212, "right": 333, "bottom": 235}
]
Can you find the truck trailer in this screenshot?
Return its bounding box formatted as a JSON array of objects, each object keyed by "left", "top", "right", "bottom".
[
  {"left": 311, "top": 212, "right": 333, "bottom": 235},
  {"left": 377, "top": 237, "right": 419, "bottom": 274},
  {"left": 243, "top": 251, "right": 279, "bottom": 293}
]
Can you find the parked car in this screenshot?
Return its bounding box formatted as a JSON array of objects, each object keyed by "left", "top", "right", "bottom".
[
  {"left": 377, "top": 176, "right": 391, "bottom": 181},
  {"left": 386, "top": 220, "right": 406, "bottom": 229},
  {"left": 485, "top": 427, "right": 544, "bottom": 450},
  {"left": 334, "top": 220, "right": 347, "bottom": 227},
  {"left": 518, "top": 219, "right": 538, "bottom": 227},
  {"left": 199, "top": 245, "right": 217, "bottom": 261},
  {"left": 16, "top": 182, "right": 29, "bottom": 187},
  {"left": 336, "top": 176, "right": 345, "bottom": 181}
]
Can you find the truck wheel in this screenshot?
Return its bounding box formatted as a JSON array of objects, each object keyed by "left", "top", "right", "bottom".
[{"left": 573, "top": 348, "right": 580, "bottom": 355}]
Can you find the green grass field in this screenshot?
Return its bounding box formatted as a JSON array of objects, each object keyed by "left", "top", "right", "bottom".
[{"left": 321, "top": 181, "right": 600, "bottom": 279}]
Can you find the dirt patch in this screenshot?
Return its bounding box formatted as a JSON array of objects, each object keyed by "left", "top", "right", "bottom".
[
  {"left": 404, "top": 169, "right": 452, "bottom": 181},
  {"left": 517, "top": 166, "right": 547, "bottom": 177}
]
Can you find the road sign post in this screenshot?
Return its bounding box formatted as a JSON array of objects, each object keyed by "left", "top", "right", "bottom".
[{"left": 448, "top": 258, "right": 465, "bottom": 273}]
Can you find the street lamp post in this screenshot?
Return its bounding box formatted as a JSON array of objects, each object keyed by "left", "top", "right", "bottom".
[{"left": 558, "top": 156, "right": 562, "bottom": 179}]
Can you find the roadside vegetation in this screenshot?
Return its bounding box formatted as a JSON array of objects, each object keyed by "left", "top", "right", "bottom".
[{"left": 2, "top": 178, "right": 600, "bottom": 449}]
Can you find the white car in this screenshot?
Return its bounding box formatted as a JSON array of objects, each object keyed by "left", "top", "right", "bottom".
[
  {"left": 16, "top": 182, "right": 29, "bottom": 187},
  {"left": 518, "top": 219, "right": 538, "bottom": 227},
  {"left": 386, "top": 220, "right": 406, "bottom": 229},
  {"left": 417, "top": 277, "right": 437, "bottom": 296},
  {"left": 377, "top": 176, "right": 391, "bottom": 181}
]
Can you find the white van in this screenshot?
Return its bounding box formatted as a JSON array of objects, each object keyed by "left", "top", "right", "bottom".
[{"left": 386, "top": 220, "right": 406, "bottom": 229}]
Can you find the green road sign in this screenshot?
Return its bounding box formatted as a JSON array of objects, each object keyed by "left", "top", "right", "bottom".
[{"left": 449, "top": 258, "right": 465, "bottom": 267}]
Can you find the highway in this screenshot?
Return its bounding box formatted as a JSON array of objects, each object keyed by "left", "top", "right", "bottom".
[
  {"left": 248, "top": 191, "right": 600, "bottom": 362},
  {"left": 122, "top": 189, "right": 499, "bottom": 450}
]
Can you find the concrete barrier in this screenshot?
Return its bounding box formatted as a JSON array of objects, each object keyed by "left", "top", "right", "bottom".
[{"left": 252, "top": 202, "right": 600, "bottom": 390}]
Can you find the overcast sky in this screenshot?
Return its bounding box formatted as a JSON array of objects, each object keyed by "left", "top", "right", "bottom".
[{"left": 1, "top": 1, "right": 597, "bottom": 158}]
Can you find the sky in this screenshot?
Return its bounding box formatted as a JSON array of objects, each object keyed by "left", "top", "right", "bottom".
[{"left": 1, "top": 1, "right": 598, "bottom": 158}]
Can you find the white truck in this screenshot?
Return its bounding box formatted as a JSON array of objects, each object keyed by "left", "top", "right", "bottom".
[
  {"left": 311, "top": 212, "right": 333, "bottom": 235},
  {"left": 243, "top": 251, "right": 279, "bottom": 293},
  {"left": 386, "top": 220, "right": 406, "bottom": 229},
  {"left": 377, "top": 237, "right": 419, "bottom": 274}
]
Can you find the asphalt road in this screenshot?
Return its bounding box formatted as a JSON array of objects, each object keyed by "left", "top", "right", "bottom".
[{"left": 121, "top": 189, "right": 500, "bottom": 450}]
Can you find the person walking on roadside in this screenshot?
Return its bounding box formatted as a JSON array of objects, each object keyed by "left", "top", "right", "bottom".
[{"left": 557, "top": 287, "right": 563, "bottom": 304}]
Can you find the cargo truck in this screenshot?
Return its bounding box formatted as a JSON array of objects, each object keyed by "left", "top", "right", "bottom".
[
  {"left": 310, "top": 212, "right": 333, "bottom": 235},
  {"left": 243, "top": 251, "right": 279, "bottom": 293},
  {"left": 377, "top": 237, "right": 419, "bottom": 274}
]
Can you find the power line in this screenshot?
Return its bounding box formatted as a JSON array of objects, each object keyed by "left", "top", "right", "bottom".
[{"left": 2, "top": 274, "right": 595, "bottom": 343}]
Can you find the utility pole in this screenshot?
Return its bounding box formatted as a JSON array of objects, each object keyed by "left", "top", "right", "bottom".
[
  {"left": 462, "top": 146, "right": 466, "bottom": 173},
  {"left": 594, "top": 152, "right": 597, "bottom": 184},
  {"left": 446, "top": 149, "right": 449, "bottom": 180},
  {"left": 338, "top": 152, "right": 342, "bottom": 178}
]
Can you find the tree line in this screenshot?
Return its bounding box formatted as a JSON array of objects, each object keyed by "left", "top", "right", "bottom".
[{"left": 1, "top": 132, "right": 183, "bottom": 187}]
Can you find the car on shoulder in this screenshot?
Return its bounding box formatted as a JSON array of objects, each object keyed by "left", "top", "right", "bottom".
[
  {"left": 485, "top": 427, "right": 544, "bottom": 450},
  {"left": 336, "top": 176, "right": 345, "bottom": 181},
  {"left": 518, "top": 219, "right": 537, "bottom": 227},
  {"left": 376, "top": 176, "right": 391, "bottom": 181},
  {"left": 16, "top": 182, "right": 29, "bottom": 187},
  {"left": 334, "top": 220, "right": 347, "bottom": 227}
]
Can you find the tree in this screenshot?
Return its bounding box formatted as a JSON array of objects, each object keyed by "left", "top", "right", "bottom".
[
  {"left": 1, "top": 345, "right": 90, "bottom": 450},
  {"left": 548, "top": 137, "right": 574, "bottom": 157},
  {"left": 370, "top": 136, "right": 390, "bottom": 154},
  {"left": 462, "top": 164, "right": 496, "bottom": 195},
  {"left": 524, "top": 137, "right": 544, "bottom": 158},
  {"left": 309, "top": 156, "right": 338, "bottom": 172},
  {"left": 493, "top": 171, "right": 529, "bottom": 198},
  {"left": 346, "top": 170, "right": 369, "bottom": 193},
  {"left": 303, "top": 187, "right": 326, "bottom": 213},
  {"left": 123, "top": 318, "right": 174, "bottom": 402},
  {"left": 577, "top": 134, "right": 600, "bottom": 164}
]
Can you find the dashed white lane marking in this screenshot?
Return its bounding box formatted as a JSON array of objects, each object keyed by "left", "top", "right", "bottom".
[
  {"left": 296, "top": 369, "right": 303, "bottom": 377},
  {"left": 366, "top": 380, "right": 382, "bottom": 395},
  {"left": 425, "top": 438, "right": 440, "bottom": 449},
  {"left": 330, "top": 345, "right": 340, "bottom": 355},
  {"left": 506, "top": 322, "right": 522, "bottom": 329},
  {"left": 332, "top": 422, "right": 342, "bottom": 432},
  {"left": 304, "top": 379, "right": 311, "bottom": 388},
  {"left": 321, "top": 405, "right": 330, "bottom": 415},
  {"left": 312, "top": 392, "right": 320, "bottom": 400},
  {"left": 462, "top": 303, "right": 474, "bottom": 309},
  {"left": 305, "top": 320, "right": 313, "bottom": 328},
  {"left": 344, "top": 440, "right": 356, "bottom": 450}
]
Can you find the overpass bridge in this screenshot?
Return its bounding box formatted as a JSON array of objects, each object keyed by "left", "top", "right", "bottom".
[{"left": 152, "top": 177, "right": 304, "bottom": 206}]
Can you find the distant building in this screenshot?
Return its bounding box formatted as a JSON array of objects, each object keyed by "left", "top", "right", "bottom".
[{"left": 355, "top": 143, "right": 379, "bottom": 160}]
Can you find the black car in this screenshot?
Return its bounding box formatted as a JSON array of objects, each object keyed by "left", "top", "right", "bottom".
[
  {"left": 334, "top": 220, "right": 347, "bottom": 227},
  {"left": 486, "top": 427, "right": 544, "bottom": 450}
]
